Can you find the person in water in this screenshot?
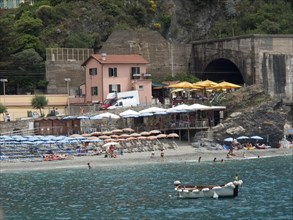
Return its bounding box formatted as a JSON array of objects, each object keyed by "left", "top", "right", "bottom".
[
  {"left": 198, "top": 156, "right": 202, "bottom": 163},
  {"left": 213, "top": 157, "right": 217, "bottom": 162},
  {"left": 87, "top": 162, "right": 92, "bottom": 169}
]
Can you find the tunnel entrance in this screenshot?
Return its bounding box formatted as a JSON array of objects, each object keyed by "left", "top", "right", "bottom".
[{"left": 202, "top": 59, "right": 244, "bottom": 84}]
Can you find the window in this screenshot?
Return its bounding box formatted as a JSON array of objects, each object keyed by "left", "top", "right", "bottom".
[
  {"left": 89, "top": 68, "right": 97, "bottom": 76},
  {"left": 139, "top": 85, "right": 144, "bottom": 90},
  {"left": 108, "top": 67, "right": 117, "bottom": 77},
  {"left": 131, "top": 67, "right": 140, "bottom": 79},
  {"left": 91, "top": 87, "right": 98, "bottom": 96},
  {"left": 109, "top": 84, "right": 121, "bottom": 93}
]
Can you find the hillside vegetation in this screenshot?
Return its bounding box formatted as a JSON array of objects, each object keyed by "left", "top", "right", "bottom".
[{"left": 0, "top": 0, "right": 292, "bottom": 94}]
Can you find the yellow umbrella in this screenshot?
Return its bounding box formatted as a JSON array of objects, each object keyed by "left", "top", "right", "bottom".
[
  {"left": 168, "top": 81, "right": 195, "bottom": 89},
  {"left": 193, "top": 80, "right": 218, "bottom": 89},
  {"left": 210, "top": 81, "right": 241, "bottom": 89}
]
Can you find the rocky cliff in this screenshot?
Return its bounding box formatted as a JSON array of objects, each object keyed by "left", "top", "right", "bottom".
[{"left": 211, "top": 85, "right": 291, "bottom": 146}]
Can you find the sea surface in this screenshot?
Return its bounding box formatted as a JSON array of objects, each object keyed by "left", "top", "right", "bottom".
[{"left": 0, "top": 155, "right": 292, "bottom": 220}]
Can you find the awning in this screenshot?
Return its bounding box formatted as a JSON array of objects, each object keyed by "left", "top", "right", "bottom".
[{"left": 152, "top": 81, "right": 167, "bottom": 88}]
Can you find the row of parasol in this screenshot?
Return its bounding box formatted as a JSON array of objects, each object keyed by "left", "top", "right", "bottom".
[{"left": 168, "top": 80, "right": 241, "bottom": 90}]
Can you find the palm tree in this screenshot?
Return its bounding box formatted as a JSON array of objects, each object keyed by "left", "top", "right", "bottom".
[
  {"left": 0, "top": 104, "right": 7, "bottom": 121},
  {"left": 31, "top": 95, "right": 48, "bottom": 117}
]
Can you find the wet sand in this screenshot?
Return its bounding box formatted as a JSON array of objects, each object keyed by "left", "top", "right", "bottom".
[{"left": 0, "top": 141, "right": 292, "bottom": 172}]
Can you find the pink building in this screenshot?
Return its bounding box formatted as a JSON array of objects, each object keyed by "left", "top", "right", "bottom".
[{"left": 81, "top": 53, "right": 152, "bottom": 105}]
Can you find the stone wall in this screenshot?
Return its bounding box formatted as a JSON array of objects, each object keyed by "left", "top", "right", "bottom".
[
  {"left": 191, "top": 34, "right": 293, "bottom": 99},
  {"left": 0, "top": 119, "right": 35, "bottom": 135},
  {"left": 100, "top": 29, "right": 192, "bottom": 80}
]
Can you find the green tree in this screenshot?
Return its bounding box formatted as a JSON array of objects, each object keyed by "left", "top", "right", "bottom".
[
  {"left": 31, "top": 95, "right": 48, "bottom": 117},
  {"left": 0, "top": 104, "right": 7, "bottom": 121}
]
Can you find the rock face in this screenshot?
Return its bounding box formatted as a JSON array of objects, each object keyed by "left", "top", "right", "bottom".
[{"left": 211, "top": 85, "right": 291, "bottom": 147}]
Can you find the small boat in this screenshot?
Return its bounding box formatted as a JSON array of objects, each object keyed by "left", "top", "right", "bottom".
[{"left": 174, "top": 179, "right": 243, "bottom": 199}]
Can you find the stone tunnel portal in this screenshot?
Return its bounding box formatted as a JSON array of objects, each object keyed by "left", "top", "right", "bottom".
[{"left": 202, "top": 59, "right": 244, "bottom": 85}]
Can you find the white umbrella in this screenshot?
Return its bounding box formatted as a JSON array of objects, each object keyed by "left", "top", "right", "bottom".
[
  {"left": 189, "top": 103, "right": 211, "bottom": 110},
  {"left": 224, "top": 137, "right": 234, "bottom": 142},
  {"left": 139, "top": 107, "right": 167, "bottom": 114},
  {"left": 103, "top": 142, "right": 120, "bottom": 147},
  {"left": 77, "top": 115, "right": 90, "bottom": 120},
  {"left": 91, "top": 112, "right": 120, "bottom": 120},
  {"left": 250, "top": 136, "right": 263, "bottom": 140},
  {"left": 119, "top": 110, "right": 140, "bottom": 117},
  {"left": 236, "top": 136, "right": 250, "bottom": 140}
]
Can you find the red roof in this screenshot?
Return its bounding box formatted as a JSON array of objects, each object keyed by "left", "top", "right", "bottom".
[{"left": 82, "top": 54, "right": 149, "bottom": 65}]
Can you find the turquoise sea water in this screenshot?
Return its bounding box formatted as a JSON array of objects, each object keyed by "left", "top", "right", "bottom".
[{"left": 0, "top": 155, "right": 292, "bottom": 220}]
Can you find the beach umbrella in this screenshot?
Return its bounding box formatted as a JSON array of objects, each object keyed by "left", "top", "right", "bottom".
[
  {"left": 111, "top": 129, "right": 123, "bottom": 133},
  {"left": 81, "top": 133, "right": 91, "bottom": 137},
  {"left": 150, "top": 130, "right": 161, "bottom": 134},
  {"left": 126, "top": 137, "right": 137, "bottom": 141},
  {"left": 91, "top": 112, "right": 120, "bottom": 120},
  {"left": 250, "top": 136, "right": 263, "bottom": 140},
  {"left": 139, "top": 107, "right": 167, "bottom": 115},
  {"left": 147, "top": 136, "right": 157, "bottom": 140},
  {"left": 193, "top": 80, "right": 218, "bottom": 89},
  {"left": 224, "top": 137, "right": 234, "bottom": 142},
  {"left": 140, "top": 131, "right": 151, "bottom": 136},
  {"left": 102, "top": 131, "right": 113, "bottom": 135},
  {"left": 156, "top": 134, "right": 167, "bottom": 139},
  {"left": 122, "top": 128, "right": 135, "bottom": 133},
  {"left": 111, "top": 134, "right": 120, "bottom": 138},
  {"left": 167, "top": 133, "right": 179, "bottom": 138},
  {"left": 77, "top": 115, "right": 90, "bottom": 120},
  {"left": 120, "top": 134, "right": 131, "bottom": 138},
  {"left": 103, "top": 142, "right": 120, "bottom": 147},
  {"left": 210, "top": 81, "right": 241, "bottom": 89},
  {"left": 104, "top": 139, "right": 116, "bottom": 143},
  {"left": 119, "top": 110, "right": 140, "bottom": 118},
  {"left": 63, "top": 116, "right": 76, "bottom": 119},
  {"left": 167, "top": 104, "right": 193, "bottom": 113},
  {"left": 236, "top": 136, "right": 250, "bottom": 140},
  {"left": 71, "top": 134, "right": 82, "bottom": 138},
  {"left": 167, "top": 81, "right": 195, "bottom": 89},
  {"left": 98, "top": 135, "right": 111, "bottom": 139},
  {"left": 189, "top": 103, "right": 211, "bottom": 110},
  {"left": 130, "top": 133, "right": 141, "bottom": 137}
]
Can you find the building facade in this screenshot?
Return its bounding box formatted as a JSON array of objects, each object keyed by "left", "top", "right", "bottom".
[{"left": 81, "top": 53, "right": 152, "bottom": 105}]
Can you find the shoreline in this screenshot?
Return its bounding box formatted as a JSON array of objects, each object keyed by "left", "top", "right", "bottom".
[{"left": 1, "top": 142, "right": 292, "bottom": 172}]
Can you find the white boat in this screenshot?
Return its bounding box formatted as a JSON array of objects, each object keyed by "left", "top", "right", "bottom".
[{"left": 174, "top": 180, "right": 243, "bottom": 199}]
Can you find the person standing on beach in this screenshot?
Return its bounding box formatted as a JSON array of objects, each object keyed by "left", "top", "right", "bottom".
[
  {"left": 198, "top": 156, "right": 202, "bottom": 163},
  {"left": 160, "top": 150, "right": 164, "bottom": 161}
]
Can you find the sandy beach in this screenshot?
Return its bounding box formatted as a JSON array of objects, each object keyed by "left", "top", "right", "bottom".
[{"left": 1, "top": 141, "right": 292, "bottom": 172}]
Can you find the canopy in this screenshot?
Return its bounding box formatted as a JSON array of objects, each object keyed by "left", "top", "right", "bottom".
[{"left": 152, "top": 82, "right": 167, "bottom": 87}]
